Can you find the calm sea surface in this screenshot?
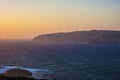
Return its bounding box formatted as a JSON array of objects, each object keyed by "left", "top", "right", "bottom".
[{"left": 0, "top": 41, "right": 120, "bottom": 80}]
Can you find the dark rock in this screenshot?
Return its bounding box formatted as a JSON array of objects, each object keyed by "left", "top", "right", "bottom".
[
  {"left": 0, "top": 76, "right": 49, "bottom": 80},
  {"left": 2, "top": 68, "right": 32, "bottom": 78}
]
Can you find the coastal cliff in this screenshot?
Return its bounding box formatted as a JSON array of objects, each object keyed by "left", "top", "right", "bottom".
[{"left": 33, "top": 30, "right": 120, "bottom": 44}]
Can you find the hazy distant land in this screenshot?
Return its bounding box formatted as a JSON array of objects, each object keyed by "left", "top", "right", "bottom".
[{"left": 33, "top": 30, "right": 120, "bottom": 44}]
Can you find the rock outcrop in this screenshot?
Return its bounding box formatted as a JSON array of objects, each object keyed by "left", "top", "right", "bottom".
[
  {"left": 0, "top": 66, "right": 56, "bottom": 80},
  {"left": 2, "top": 69, "right": 32, "bottom": 78}
]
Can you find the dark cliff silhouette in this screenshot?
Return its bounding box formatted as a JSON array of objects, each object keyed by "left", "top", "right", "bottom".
[{"left": 33, "top": 30, "right": 120, "bottom": 44}]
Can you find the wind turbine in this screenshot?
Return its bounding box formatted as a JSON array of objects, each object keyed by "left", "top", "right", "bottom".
[
  {"left": 76, "top": 26, "right": 80, "bottom": 31},
  {"left": 85, "top": 26, "right": 88, "bottom": 31},
  {"left": 67, "top": 28, "right": 70, "bottom": 32},
  {"left": 100, "top": 26, "right": 103, "bottom": 30}
]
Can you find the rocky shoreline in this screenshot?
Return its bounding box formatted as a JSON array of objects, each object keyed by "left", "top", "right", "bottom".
[
  {"left": 0, "top": 66, "right": 56, "bottom": 80},
  {"left": 0, "top": 76, "right": 49, "bottom": 80}
]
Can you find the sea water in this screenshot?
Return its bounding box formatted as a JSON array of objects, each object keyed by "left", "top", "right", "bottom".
[{"left": 0, "top": 41, "right": 120, "bottom": 80}]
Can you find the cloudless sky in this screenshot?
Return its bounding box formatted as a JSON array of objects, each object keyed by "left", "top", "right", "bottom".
[{"left": 0, "top": 0, "right": 120, "bottom": 39}]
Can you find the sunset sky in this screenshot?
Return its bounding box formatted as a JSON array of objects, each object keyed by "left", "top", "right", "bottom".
[{"left": 0, "top": 0, "right": 120, "bottom": 39}]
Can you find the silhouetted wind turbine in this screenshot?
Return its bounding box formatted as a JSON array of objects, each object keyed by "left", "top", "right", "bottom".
[
  {"left": 76, "top": 27, "right": 80, "bottom": 31},
  {"left": 100, "top": 26, "right": 103, "bottom": 30},
  {"left": 67, "top": 28, "right": 70, "bottom": 32},
  {"left": 85, "top": 26, "right": 88, "bottom": 31},
  {"left": 51, "top": 29, "right": 53, "bottom": 33},
  {"left": 59, "top": 28, "right": 61, "bottom": 32}
]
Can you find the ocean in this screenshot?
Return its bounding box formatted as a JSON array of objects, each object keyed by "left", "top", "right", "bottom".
[{"left": 0, "top": 41, "right": 120, "bottom": 80}]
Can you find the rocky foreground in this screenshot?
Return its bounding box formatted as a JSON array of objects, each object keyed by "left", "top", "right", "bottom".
[
  {"left": 0, "top": 76, "right": 49, "bottom": 80},
  {"left": 0, "top": 66, "right": 56, "bottom": 80}
]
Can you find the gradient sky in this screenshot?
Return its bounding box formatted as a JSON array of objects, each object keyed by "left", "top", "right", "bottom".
[{"left": 0, "top": 0, "right": 120, "bottom": 39}]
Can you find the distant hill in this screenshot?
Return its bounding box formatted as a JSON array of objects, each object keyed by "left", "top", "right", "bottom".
[{"left": 33, "top": 30, "right": 120, "bottom": 44}]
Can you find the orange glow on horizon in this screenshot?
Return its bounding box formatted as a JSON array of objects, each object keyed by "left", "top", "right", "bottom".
[{"left": 0, "top": 0, "right": 120, "bottom": 39}]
